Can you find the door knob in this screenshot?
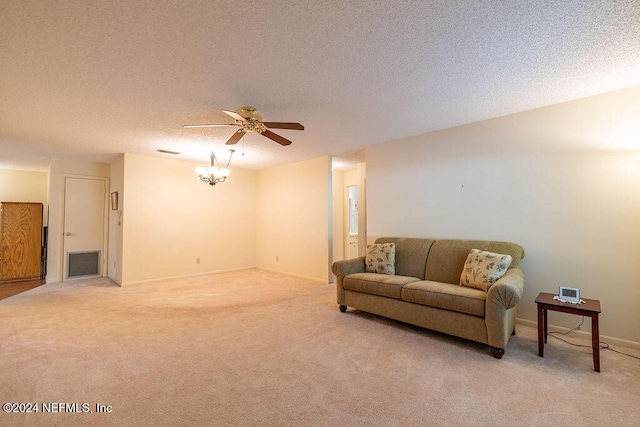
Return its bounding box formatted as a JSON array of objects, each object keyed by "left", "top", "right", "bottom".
[{"left": 65, "top": 232, "right": 71, "bottom": 236}]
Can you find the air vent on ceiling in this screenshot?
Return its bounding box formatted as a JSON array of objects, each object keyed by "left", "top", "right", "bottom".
[{"left": 157, "top": 149, "right": 181, "bottom": 155}]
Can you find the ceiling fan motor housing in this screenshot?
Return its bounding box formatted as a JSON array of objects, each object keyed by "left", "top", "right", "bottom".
[
  {"left": 238, "top": 106, "right": 263, "bottom": 122},
  {"left": 237, "top": 107, "right": 266, "bottom": 133}
]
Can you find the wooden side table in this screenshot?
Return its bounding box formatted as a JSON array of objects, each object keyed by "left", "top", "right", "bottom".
[{"left": 535, "top": 292, "right": 602, "bottom": 372}]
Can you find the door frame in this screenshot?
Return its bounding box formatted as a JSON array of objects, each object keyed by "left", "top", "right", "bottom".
[{"left": 60, "top": 175, "right": 110, "bottom": 280}]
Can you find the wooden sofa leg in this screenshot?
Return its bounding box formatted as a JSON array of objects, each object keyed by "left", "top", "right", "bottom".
[
  {"left": 339, "top": 305, "right": 347, "bottom": 312},
  {"left": 490, "top": 347, "right": 505, "bottom": 359}
]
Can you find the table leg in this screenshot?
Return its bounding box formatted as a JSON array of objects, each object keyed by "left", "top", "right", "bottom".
[
  {"left": 592, "top": 313, "right": 600, "bottom": 372},
  {"left": 544, "top": 308, "right": 548, "bottom": 343},
  {"left": 537, "top": 304, "right": 544, "bottom": 357}
]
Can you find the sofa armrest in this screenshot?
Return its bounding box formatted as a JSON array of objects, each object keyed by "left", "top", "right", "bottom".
[
  {"left": 332, "top": 256, "right": 366, "bottom": 278},
  {"left": 485, "top": 268, "right": 524, "bottom": 349},
  {"left": 332, "top": 256, "right": 365, "bottom": 305},
  {"left": 487, "top": 268, "right": 524, "bottom": 310}
]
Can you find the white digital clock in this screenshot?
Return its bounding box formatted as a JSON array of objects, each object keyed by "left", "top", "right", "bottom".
[{"left": 558, "top": 286, "right": 581, "bottom": 303}]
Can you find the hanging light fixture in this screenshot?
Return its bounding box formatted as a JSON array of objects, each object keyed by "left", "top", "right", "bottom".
[{"left": 196, "top": 149, "right": 235, "bottom": 186}]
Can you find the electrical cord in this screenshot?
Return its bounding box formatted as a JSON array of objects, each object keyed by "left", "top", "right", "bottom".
[
  {"left": 548, "top": 317, "right": 584, "bottom": 335},
  {"left": 548, "top": 317, "right": 640, "bottom": 361}
]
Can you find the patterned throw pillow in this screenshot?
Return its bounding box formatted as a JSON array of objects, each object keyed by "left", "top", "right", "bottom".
[
  {"left": 365, "top": 243, "right": 396, "bottom": 275},
  {"left": 460, "top": 249, "right": 512, "bottom": 291}
]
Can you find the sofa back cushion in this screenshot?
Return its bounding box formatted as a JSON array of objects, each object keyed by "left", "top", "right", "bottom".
[
  {"left": 374, "top": 238, "right": 435, "bottom": 279},
  {"left": 425, "top": 240, "right": 525, "bottom": 285}
]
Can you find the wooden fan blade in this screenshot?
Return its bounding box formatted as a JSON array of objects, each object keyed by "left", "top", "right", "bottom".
[
  {"left": 225, "top": 129, "right": 245, "bottom": 145},
  {"left": 183, "top": 123, "right": 240, "bottom": 128},
  {"left": 263, "top": 122, "right": 304, "bottom": 130},
  {"left": 261, "top": 129, "right": 292, "bottom": 146},
  {"left": 222, "top": 109, "right": 248, "bottom": 122}
]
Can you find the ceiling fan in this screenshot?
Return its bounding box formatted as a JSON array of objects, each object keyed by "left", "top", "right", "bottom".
[{"left": 184, "top": 106, "right": 304, "bottom": 146}]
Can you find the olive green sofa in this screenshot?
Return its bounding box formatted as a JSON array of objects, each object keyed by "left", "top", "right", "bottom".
[{"left": 331, "top": 237, "right": 525, "bottom": 358}]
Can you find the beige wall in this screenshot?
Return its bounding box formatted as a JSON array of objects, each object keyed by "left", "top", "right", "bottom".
[
  {"left": 257, "top": 157, "right": 331, "bottom": 282},
  {"left": 0, "top": 169, "right": 48, "bottom": 208},
  {"left": 366, "top": 87, "right": 640, "bottom": 344},
  {"left": 120, "top": 153, "right": 257, "bottom": 284},
  {"left": 46, "top": 159, "right": 110, "bottom": 283},
  {"left": 45, "top": 153, "right": 330, "bottom": 285},
  {"left": 343, "top": 170, "right": 358, "bottom": 187}
]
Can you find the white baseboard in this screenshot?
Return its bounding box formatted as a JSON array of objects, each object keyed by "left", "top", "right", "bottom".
[
  {"left": 121, "top": 267, "right": 329, "bottom": 287},
  {"left": 257, "top": 267, "right": 329, "bottom": 284},
  {"left": 121, "top": 266, "right": 255, "bottom": 286},
  {"left": 517, "top": 318, "right": 640, "bottom": 351}
]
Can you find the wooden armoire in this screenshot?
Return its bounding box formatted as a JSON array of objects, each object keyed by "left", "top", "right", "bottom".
[{"left": 0, "top": 202, "right": 43, "bottom": 282}]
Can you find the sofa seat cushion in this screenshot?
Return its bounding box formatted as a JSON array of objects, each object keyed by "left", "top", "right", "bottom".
[
  {"left": 343, "top": 273, "right": 421, "bottom": 299},
  {"left": 401, "top": 281, "right": 486, "bottom": 317}
]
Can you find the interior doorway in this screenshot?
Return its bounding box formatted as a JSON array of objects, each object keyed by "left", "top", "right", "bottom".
[
  {"left": 346, "top": 185, "right": 359, "bottom": 258},
  {"left": 331, "top": 151, "right": 366, "bottom": 274},
  {"left": 62, "top": 177, "right": 109, "bottom": 280}
]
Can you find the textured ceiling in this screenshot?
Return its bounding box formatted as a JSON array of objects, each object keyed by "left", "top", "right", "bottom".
[{"left": 1, "top": 0, "right": 639, "bottom": 171}]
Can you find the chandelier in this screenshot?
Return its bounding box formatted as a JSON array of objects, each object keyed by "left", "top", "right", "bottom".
[{"left": 196, "top": 149, "right": 235, "bottom": 186}]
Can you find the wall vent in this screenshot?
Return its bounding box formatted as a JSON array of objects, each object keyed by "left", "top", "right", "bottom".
[{"left": 67, "top": 251, "right": 100, "bottom": 278}]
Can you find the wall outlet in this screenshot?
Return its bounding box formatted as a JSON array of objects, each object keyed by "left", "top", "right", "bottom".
[{"left": 196, "top": 258, "right": 200, "bottom": 264}]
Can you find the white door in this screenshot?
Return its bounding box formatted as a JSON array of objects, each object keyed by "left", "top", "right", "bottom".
[{"left": 63, "top": 177, "right": 107, "bottom": 279}]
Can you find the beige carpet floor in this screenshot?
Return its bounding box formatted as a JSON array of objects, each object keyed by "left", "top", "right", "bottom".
[{"left": 1, "top": 268, "right": 639, "bottom": 426}]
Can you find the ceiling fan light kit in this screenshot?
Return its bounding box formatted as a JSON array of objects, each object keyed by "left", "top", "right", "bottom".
[{"left": 196, "top": 149, "right": 235, "bottom": 186}]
